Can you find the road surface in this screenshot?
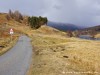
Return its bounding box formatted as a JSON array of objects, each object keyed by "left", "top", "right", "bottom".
[{"left": 0, "top": 36, "right": 32, "bottom": 75}]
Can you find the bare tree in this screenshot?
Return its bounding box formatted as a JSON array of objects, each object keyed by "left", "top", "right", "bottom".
[
  {"left": 9, "top": 9, "right": 14, "bottom": 18},
  {"left": 13, "top": 10, "right": 23, "bottom": 22}
]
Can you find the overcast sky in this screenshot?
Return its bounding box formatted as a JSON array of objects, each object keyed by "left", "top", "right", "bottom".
[{"left": 0, "top": 0, "right": 100, "bottom": 27}]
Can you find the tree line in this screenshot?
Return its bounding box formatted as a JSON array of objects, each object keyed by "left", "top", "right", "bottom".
[{"left": 28, "top": 16, "right": 48, "bottom": 29}]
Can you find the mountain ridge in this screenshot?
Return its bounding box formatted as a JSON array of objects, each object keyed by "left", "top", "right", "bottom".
[
  {"left": 81, "top": 25, "right": 100, "bottom": 32},
  {"left": 47, "top": 21, "right": 82, "bottom": 31}
]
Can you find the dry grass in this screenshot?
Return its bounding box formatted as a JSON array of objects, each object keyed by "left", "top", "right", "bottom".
[
  {"left": 27, "top": 26, "right": 100, "bottom": 75},
  {"left": 0, "top": 13, "right": 8, "bottom": 24},
  {"left": 0, "top": 35, "right": 19, "bottom": 55},
  {"left": 31, "top": 39, "right": 100, "bottom": 75},
  {"left": 95, "top": 33, "right": 100, "bottom": 38}
]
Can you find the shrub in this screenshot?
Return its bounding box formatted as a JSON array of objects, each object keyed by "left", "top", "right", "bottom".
[{"left": 28, "top": 16, "right": 48, "bottom": 29}]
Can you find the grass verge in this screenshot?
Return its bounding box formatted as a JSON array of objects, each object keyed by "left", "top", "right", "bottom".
[{"left": 0, "top": 36, "right": 19, "bottom": 56}]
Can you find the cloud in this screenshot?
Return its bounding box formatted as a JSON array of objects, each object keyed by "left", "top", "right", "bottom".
[
  {"left": 0, "top": 0, "right": 100, "bottom": 26},
  {"left": 44, "top": 0, "right": 100, "bottom": 26}
]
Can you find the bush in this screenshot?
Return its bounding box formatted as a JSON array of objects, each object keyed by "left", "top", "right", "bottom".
[{"left": 28, "top": 16, "right": 48, "bottom": 29}]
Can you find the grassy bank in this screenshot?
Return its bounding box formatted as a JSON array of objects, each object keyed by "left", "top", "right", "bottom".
[
  {"left": 27, "top": 26, "right": 100, "bottom": 75},
  {"left": 95, "top": 33, "right": 100, "bottom": 38},
  {"left": 0, "top": 36, "right": 19, "bottom": 56}
]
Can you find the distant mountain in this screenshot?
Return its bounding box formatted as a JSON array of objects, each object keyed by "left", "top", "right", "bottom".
[
  {"left": 47, "top": 21, "right": 82, "bottom": 31},
  {"left": 82, "top": 25, "right": 100, "bottom": 32}
]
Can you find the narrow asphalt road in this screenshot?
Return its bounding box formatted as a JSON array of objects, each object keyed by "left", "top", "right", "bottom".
[{"left": 0, "top": 36, "right": 32, "bottom": 75}]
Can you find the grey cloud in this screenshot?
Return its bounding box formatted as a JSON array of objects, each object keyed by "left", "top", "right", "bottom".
[
  {"left": 44, "top": 0, "right": 100, "bottom": 26},
  {"left": 0, "top": 0, "right": 100, "bottom": 27},
  {"left": 53, "top": 5, "right": 61, "bottom": 10}
]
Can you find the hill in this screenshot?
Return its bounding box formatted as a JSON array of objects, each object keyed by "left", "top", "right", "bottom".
[
  {"left": 0, "top": 12, "right": 26, "bottom": 55},
  {"left": 77, "top": 25, "right": 100, "bottom": 37},
  {"left": 28, "top": 25, "right": 100, "bottom": 75},
  {"left": 82, "top": 25, "right": 100, "bottom": 32},
  {"left": 47, "top": 21, "right": 81, "bottom": 31}
]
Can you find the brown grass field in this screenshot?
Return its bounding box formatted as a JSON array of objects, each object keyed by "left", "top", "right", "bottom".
[
  {"left": 95, "top": 33, "right": 100, "bottom": 38},
  {"left": 26, "top": 26, "right": 100, "bottom": 75}
]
